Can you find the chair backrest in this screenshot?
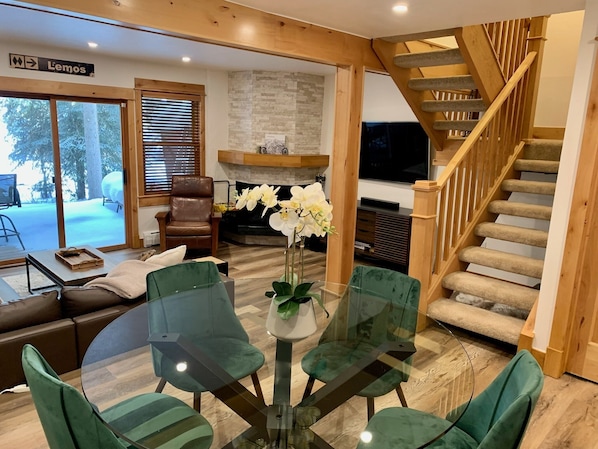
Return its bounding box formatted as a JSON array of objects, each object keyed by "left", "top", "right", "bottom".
[
  {"left": 146, "top": 262, "right": 248, "bottom": 375},
  {"left": 21, "top": 344, "right": 122, "bottom": 449},
  {"left": 170, "top": 175, "right": 214, "bottom": 223},
  {"left": 455, "top": 350, "right": 544, "bottom": 449},
  {"left": 319, "top": 265, "right": 421, "bottom": 347},
  {"left": 0, "top": 174, "right": 17, "bottom": 208}
]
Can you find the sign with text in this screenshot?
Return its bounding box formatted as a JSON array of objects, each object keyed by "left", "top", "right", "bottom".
[{"left": 9, "top": 53, "right": 95, "bottom": 77}]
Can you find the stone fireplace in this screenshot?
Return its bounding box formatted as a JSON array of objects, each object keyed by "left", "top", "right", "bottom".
[
  {"left": 219, "top": 70, "right": 329, "bottom": 243},
  {"left": 222, "top": 70, "right": 327, "bottom": 185}
]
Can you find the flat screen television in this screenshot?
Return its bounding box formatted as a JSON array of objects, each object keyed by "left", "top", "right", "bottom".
[{"left": 359, "top": 121, "right": 430, "bottom": 184}]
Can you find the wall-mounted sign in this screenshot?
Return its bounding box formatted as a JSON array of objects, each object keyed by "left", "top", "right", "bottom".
[{"left": 9, "top": 53, "right": 95, "bottom": 77}]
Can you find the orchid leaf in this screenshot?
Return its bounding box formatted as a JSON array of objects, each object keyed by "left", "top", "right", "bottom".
[
  {"left": 272, "top": 281, "right": 293, "bottom": 296},
  {"left": 310, "top": 292, "right": 329, "bottom": 318},
  {"left": 277, "top": 300, "right": 299, "bottom": 320},
  {"left": 294, "top": 282, "right": 314, "bottom": 298},
  {"left": 273, "top": 294, "right": 293, "bottom": 306}
]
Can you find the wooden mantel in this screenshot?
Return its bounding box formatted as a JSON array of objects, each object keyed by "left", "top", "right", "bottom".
[{"left": 218, "top": 150, "right": 329, "bottom": 168}]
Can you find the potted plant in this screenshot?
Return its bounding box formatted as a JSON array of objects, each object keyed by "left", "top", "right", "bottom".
[{"left": 235, "top": 182, "right": 334, "bottom": 341}]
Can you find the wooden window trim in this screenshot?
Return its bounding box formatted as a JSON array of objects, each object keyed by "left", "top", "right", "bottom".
[{"left": 135, "top": 78, "right": 206, "bottom": 203}]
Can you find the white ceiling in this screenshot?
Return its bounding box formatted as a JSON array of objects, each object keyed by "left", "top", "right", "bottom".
[
  {"left": 228, "top": 0, "right": 585, "bottom": 38},
  {"left": 0, "top": 1, "right": 586, "bottom": 74}
]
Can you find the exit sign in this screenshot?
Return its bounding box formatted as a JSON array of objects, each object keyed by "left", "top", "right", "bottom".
[{"left": 9, "top": 53, "right": 95, "bottom": 77}]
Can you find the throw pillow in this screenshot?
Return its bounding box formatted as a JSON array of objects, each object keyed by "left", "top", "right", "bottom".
[
  {"left": 145, "top": 245, "right": 187, "bottom": 266},
  {"left": 0, "top": 291, "right": 60, "bottom": 333}
]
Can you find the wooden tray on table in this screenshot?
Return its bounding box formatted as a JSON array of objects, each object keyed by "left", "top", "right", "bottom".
[{"left": 55, "top": 247, "right": 105, "bottom": 271}]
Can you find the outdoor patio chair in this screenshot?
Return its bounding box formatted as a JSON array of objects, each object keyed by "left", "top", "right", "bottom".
[{"left": 0, "top": 174, "right": 24, "bottom": 250}]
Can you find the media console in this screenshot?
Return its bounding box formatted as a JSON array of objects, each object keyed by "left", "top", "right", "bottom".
[{"left": 355, "top": 200, "right": 412, "bottom": 270}]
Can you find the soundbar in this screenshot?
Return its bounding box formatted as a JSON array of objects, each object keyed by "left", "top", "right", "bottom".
[{"left": 360, "top": 197, "right": 400, "bottom": 211}]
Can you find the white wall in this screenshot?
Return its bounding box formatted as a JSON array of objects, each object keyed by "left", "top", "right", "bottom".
[
  {"left": 359, "top": 72, "right": 421, "bottom": 209},
  {"left": 535, "top": 0, "right": 598, "bottom": 350},
  {"left": 535, "top": 11, "right": 586, "bottom": 127}
]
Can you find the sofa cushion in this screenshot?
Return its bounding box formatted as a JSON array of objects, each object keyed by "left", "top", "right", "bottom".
[
  {"left": 60, "top": 286, "right": 124, "bottom": 318},
  {"left": 0, "top": 291, "right": 60, "bottom": 333}
]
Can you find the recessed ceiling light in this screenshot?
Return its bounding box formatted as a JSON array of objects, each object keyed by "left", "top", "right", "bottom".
[
  {"left": 392, "top": 4, "right": 408, "bottom": 13},
  {"left": 88, "top": 42, "right": 98, "bottom": 48},
  {"left": 182, "top": 56, "right": 191, "bottom": 63}
]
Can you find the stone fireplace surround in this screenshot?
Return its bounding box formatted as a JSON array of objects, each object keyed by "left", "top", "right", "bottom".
[{"left": 222, "top": 70, "right": 327, "bottom": 187}]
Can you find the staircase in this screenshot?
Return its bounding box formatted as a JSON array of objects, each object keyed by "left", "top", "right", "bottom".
[
  {"left": 372, "top": 18, "right": 551, "bottom": 346},
  {"left": 427, "top": 139, "right": 560, "bottom": 345},
  {"left": 372, "top": 25, "right": 507, "bottom": 161}
]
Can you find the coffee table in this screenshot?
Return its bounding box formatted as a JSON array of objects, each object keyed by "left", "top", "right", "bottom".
[{"left": 25, "top": 246, "right": 117, "bottom": 293}]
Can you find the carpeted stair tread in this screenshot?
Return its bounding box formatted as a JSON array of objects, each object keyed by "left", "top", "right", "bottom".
[
  {"left": 514, "top": 159, "right": 560, "bottom": 174},
  {"left": 408, "top": 75, "right": 476, "bottom": 91},
  {"left": 501, "top": 179, "right": 556, "bottom": 195},
  {"left": 433, "top": 120, "right": 478, "bottom": 131},
  {"left": 428, "top": 298, "right": 524, "bottom": 346},
  {"left": 459, "top": 246, "right": 544, "bottom": 278},
  {"left": 393, "top": 48, "right": 463, "bottom": 68},
  {"left": 475, "top": 222, "right": 548, "bottom": 247},
  {"left": 421, "top": 98, "right": 487, "bottom": 113},
  {"left": 523, "top": 139, "right": 563, "bottom": 161},
  {"left": 488, "top": 200, "right": 552, "bottom": 220},
  {"left": 442, "top": 271, "right": 538, "bottom": 310}
]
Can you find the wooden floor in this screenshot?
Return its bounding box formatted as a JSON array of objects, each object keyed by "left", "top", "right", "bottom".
[{"left": 1, "top": 240, "right": 598, "bottom": 448}]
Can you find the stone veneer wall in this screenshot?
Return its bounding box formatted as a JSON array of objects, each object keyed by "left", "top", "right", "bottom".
[{"left": 226, "top": 71, "right": 325, "bottom": 185}]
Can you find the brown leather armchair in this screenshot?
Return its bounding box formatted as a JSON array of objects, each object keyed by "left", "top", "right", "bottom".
[{"left": 155, "top": 175, "right": 221, "bottom": 256}]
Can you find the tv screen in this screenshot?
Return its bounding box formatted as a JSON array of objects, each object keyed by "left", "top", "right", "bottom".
[{"left": 359, "top": 122, "right": 430, "bottom": 184}]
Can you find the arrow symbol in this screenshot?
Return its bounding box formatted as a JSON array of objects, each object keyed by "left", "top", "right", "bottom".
[{"left": 26, "top": 57, "right": 37, "bottom": 68}]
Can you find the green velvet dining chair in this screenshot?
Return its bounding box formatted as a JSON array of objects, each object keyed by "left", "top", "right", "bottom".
[
  {"left": 357, "top": 349, "right": 544, "bottom": 449},
  {"left": 22, "top": 343, "right": 213, "bottom": 449},
  {"left": 146, "top": 261, "right": 265, "bottom": 412},
  {"left": 301, "top": 265, "right": 421, "bottom": 420}
]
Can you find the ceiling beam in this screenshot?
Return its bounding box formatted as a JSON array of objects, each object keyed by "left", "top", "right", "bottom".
[{"left": 4, "top": 0, "right": 384, "bottom": 71}]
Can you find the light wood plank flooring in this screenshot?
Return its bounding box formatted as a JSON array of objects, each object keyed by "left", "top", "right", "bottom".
[{"left": 1, "top": 241, "right": 597, "bottom": 448}]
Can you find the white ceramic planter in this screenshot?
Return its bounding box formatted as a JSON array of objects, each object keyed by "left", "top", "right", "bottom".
[{"left": 266, "top": 300, "right": 318, "bottom": 343}]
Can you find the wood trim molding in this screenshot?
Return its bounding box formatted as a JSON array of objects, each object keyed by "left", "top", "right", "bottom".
[
  {"left": 0, "top": 75, "right": 134, "bottom": 100},
  {"left": 8, "top": 0, "right": 384, "bottom": 71}
]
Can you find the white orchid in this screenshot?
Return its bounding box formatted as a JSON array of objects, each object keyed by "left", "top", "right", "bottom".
[
  {"left": 235, "top": 181, "right": 334, "bottom": 244},
  {"left": 234, "top": 181, "right": 335, "bottom": 320}
]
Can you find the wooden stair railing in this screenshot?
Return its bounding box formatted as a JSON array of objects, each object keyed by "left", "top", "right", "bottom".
[
  {"left": 408, "top": 52, "right": 538, "bottom": 314},
  {"left": 373, "top": 17, "right": 547, "bottom": 163}
]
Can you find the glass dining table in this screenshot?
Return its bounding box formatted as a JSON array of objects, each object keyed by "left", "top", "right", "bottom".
[{"left": 80, "top": 277, "right": 474, "bottom": 449}]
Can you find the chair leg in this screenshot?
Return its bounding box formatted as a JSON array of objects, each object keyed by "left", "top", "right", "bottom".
[
  {"left": 367, "top": 397, "right": 375, "bottom": 421},
  {"left": 250, "top": 372, "right": 265, "bottom": 404},
  {"left": 302, "top": 376, "right": 316, "bottom": 400},
  {"left": 155, "top": 378, "right": 167, "bottom": 393},
  {"left": 396, "top": 385, "right": 408, "bottom": 407},
  {"left": 193, "top": 392, "right": 201, "bottom": 413}
]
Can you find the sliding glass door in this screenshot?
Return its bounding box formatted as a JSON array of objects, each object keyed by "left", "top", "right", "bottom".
[{"left": 0, "top": 95, "right": 126, "bottom": 263}]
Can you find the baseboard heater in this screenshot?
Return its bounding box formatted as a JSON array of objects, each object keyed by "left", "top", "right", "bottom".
[{"left": 143, "top": 230, "right": 160, "bottom": 247}]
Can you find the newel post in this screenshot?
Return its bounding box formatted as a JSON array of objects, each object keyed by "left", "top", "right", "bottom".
[{"left": 408, "top": 180, "right": 439, "bottom": 314}]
